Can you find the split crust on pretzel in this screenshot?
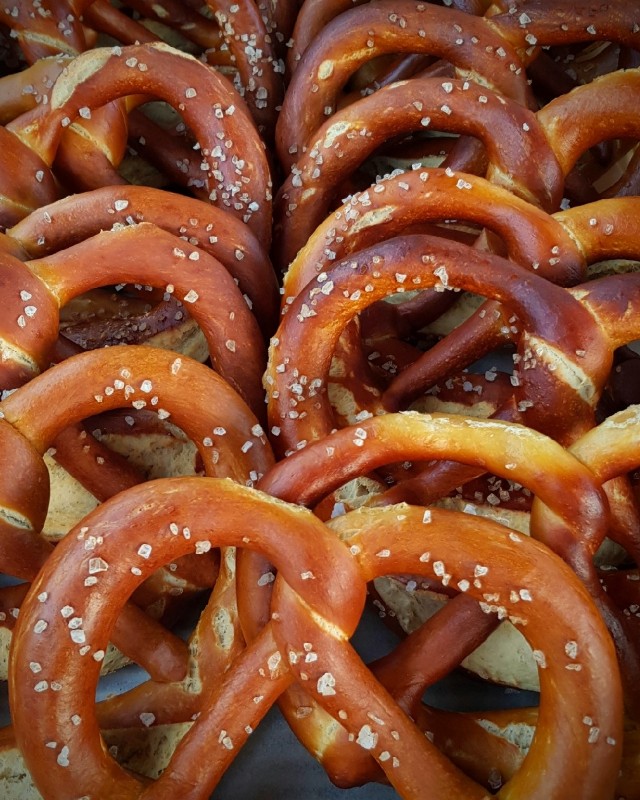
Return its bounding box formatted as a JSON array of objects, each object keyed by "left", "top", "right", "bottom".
[{"left": 9, "top": 477, "right": 623, "bottom": 799}]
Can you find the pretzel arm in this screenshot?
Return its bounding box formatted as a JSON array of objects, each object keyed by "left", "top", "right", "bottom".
[
  {"left": 82, "top": 0, "right": 159, "bottom": 46},
  {"left": 0, "top": 0, "right": 86, "bottom": 62},
  {"left": 487, "top": 0, "right": 640, "bottom": 62},
  {"left": 287, "top": 0, "right": 370, "bottom": 73},
  {"left": 0, "top": 128, "right": 60, "bottom": 230},
  {"left": 0, "top": 55, "right": 70, "bottom": 125},
  {"left": 536, "top": 68, "right": 640, "bottom": 180},
  {"left": 554, "top": 196, "right": 640, "bottom": 264},
  {"left": 204, "top": 0, "right": 286, "bottom": 142}
]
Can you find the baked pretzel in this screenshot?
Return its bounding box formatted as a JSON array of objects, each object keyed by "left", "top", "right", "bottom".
[
  {"left": 273, "top": 77, "right": 563, "bottom": 270},
  {"left": 0, "top": 0, "right": 87, "bottom": 62},
  {"left": 9, "top": 474, "right": 622, "bottom": 798},
  {"left": 0, "top": 344, "right": 272, "bottom": 681},
  {"left": 267, "top": 233, "right": 611, "bottom": 452},
  {"left": 486, "top": 0, "right": 640, "bottom": 65},
  {"left": 203, "top": 0, "right": 286, "bottom": 141},
  {"left": 9, "top": 42, "right": 272, "bottom": 246},
  {"left": 0, "top": 223, "right": 266, "bottom": 417},
  {"left": 276, "top": 0, "right": 532, "bottom": 172},
  {"left": 7, "top": 185, "right": 279, "bottom": 336}
]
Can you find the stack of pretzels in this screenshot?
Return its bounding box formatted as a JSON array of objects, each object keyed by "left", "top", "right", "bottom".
[{"left": 0, "top": 1, "right": 639, "bottom": 798}]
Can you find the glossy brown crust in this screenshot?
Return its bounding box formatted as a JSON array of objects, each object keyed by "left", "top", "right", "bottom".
[
  {"left": 204, "top": 0, "right": 286, "bottom": 141},
  {"left": 0, "top": 128, "right": 60, "bottom": 229},
  {"left": 82, "top": 0, "right": 160, "bottom": 48},
  {"left": 267, "top": 234, "right": 610, "bottom": 450},
  {"left": 486, "top": 0, "right": 640, "bottom": 62},
  {"left": 280, "top": 167, "right": 582, "bottom": 298},
  {"left": 1, "top": 223, "right": 266, "bottom": 414},
  {"left": 16, "top": 43, "right": 273, "bottom": 247},
  {"left": 0, "top": 0, "right": 86, "bottom": 62},
  {"left": 287, "top": 0, "right": 368, "bottom": 73},
  {"left": 276, "top": 0, "right": 532, "bottom": 171},
  {"left": 9, "top": 477, "right": 622, "bottom": 798},
  {"left": 8, "top": 185, "right": 280, "bottom": 336},
  {"left": 0, "top": 344, "right": 273, "bottom": 680},
  {"left": 537, "top": 69, "right": 640, "bottom": 178},
  {"left": 274, "top": 78, "right": 563, "bottom": 270}
]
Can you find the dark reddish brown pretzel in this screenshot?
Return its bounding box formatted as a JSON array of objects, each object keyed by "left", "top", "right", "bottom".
[
  {"left": 267, "top": 234, "right": 609, "bottom": 452},
  {"left": 7, "top": 185, "right": 279, "bottom": 336},
  {"left": 382, "top": 194, "right": 640, "bottom": 413},
  {"left": 281, "top": 170, "right": 639, "bottom": 420},
  {"left": 9, "top": 475, "right": 623, "bottom": 797},
  {"left": 0, "top": 223, "right": 266, "bottom": 416},
  {"left": 0, "top": 55, "right": 71, "bottom": 125},
  {"left": 286, "top": 0, "right": 369, "bottom": 73},
  {"left": 486, "top": 0, "right": 640, "bottom": 64},
  {"left": 536, "top": 68, "right": 640, "bottom": 186},
  {"left": 11, "top": 42, "right": 272, "bottom": 246},
  {"left": 276, "top": 0, "right": 532, "bottom": 172},
  {"left": 274, "top": 79, "right": 563, "bottom": 271},
  {"left": 0, "top": 127, "right": 60, "bottom": 229},
  {"left": 81, "top": 0, "right": 160, "bottom": 48},
  {"left": 0, "top": 344, "right": 273, "bottom": 679},
  {"left": 0, "top": 55, "right": 135, "bottom": 197}
]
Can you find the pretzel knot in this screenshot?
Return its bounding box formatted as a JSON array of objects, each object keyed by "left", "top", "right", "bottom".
[{"left": 7, "top": 471, "right": 621, "bottom": 798}]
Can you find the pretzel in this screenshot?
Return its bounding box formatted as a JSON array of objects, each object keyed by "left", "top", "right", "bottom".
[
  {"left": 0, "top": 126, "right": 60, "bottom": 229},
  {"left": 7, "top": 185, "right": 279, "bottom": 336},
  {"left": 8, "top": 471, "right": 623, "bottom": 797},
  {"left": 486, "top": 0, "right": 640, "bottom": 64},
  {"left": 0, "top": 223, "right": 266, "bottom": 415},
  {"left": 0, "top": 0, "right": 87, "bottom": 62},
  {"left": 267, "top": 233, "right": 611, "bottom": 453},
  {"left": 203, "top": 0, "right": 286, "bottom": 141},
  {"left": 9, "top": 42, "right": 272, "bottom": 246},
  {"left": 536, "top": 67, "right": 640, "bottom": 185},
  {"left": 273, "top": 77, "right": 563, "bottom": 270},
  {"left": 0, "top": 344, "right": 272, "bottom": 681},
  {"left": 276, "top": 0, "right": 532, "bottom": 173}
]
